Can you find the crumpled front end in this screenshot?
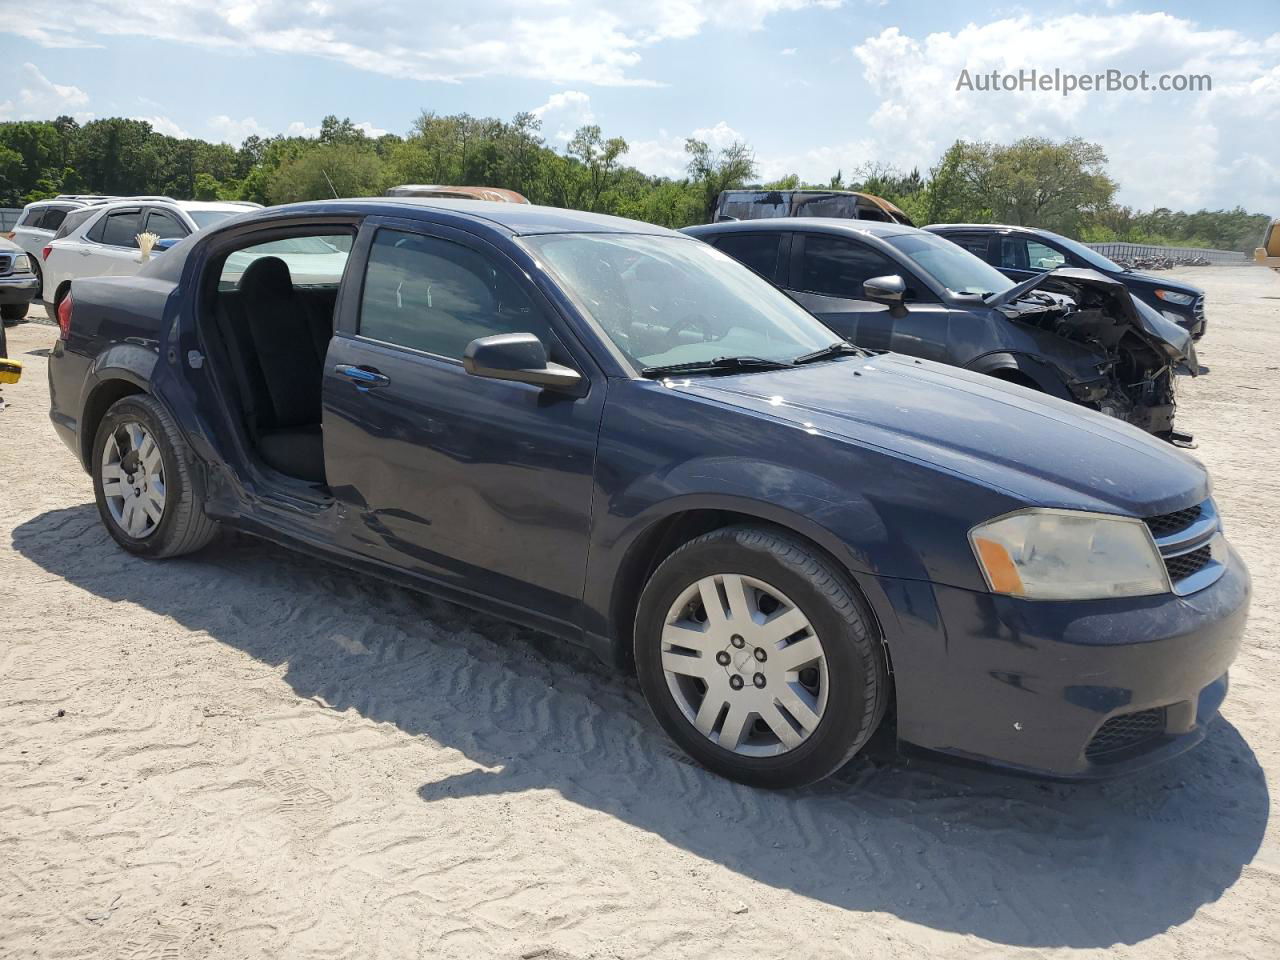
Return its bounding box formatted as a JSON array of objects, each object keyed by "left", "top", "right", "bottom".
[{"left": 993, "top": 267, "right": 1196, "bottom": 441}]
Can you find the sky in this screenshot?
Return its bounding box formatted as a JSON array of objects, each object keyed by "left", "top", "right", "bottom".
[{"left": 1, "top": 0, "right": 1277, "bottom": 213}]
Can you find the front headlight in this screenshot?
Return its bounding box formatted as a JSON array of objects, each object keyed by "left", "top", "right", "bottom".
[
  {"left": 13, "top": 254, "right": 30, "bottom": 273},
  {"left": 1154, "top": 289, "right": 1194, "bottom": 306},
  {"left": 970, "top": 509, "right": 1169, "bottom": 600}
]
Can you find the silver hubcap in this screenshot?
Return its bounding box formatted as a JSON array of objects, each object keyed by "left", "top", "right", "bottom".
[
  {"left": 662, "top": 574, "right": 828, "bottom": 757},
  {"left": 100, "top": 421, "right": 166, "bottom": 539}
]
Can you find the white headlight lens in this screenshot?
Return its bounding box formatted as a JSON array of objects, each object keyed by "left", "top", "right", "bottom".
[
  {"left": 970, "top": 509, "right": 1169, "bottom": 600},
  {"left": 1155, "top": 289, "right": 1194, "bottom": 306},
  {"left": 13, "top": 254, "right": 30, "bottom": 272}
]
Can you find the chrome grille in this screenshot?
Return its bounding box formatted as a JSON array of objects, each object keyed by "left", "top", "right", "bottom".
[
  {"left": 1144, "top": 504, "right": 1202, "bottom": 539},
  {"left": 1193, "top": 295, "right": 1205, "bottom": 321},
  {"left": 1144, "top": 499, "right": 1224, "bottom": 595},
  {"left": 1165, "top": 545, "right": 1212, "bottom": 581},
  {"left": 0, "top": 254, "right": 11, "bottom": 276}
]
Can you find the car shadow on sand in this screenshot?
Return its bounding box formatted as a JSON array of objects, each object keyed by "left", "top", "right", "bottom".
[{"left": 13, "top": 505, "right": 1269, "bottom": 949}]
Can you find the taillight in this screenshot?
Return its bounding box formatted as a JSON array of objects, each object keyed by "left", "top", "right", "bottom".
[
  {"left": 56, "top": 292, "right": 73, "bottom": 341},
  {"left": 42, "top": 245, "right": 53, "bottom": 260}
]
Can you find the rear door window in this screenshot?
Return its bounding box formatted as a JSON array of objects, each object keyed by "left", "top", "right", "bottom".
[
  {"left": 97, "top": 210, "right": 143, "bottom": 248},
  {"left": 797, "top": 234, "right": 899, "bottom": 299},
  {"left": 1026, "top": 240, "right": 1066, "bottom": 270},
  {"left": 37, "top": 206, "right": 71, "bottom": 231},
  {"left": 997, "top": 237, "right": 1029, "bottom": 270},
  {"left": 711, "top": 233, "right": 784, "bottom": 281},
  {"left": 145, "top": 208, "right": 188, "bottom": 240},
  {"left": 358, "top": 228, "right": 551, "bottom": 361},
  {"left": 945, "top": 233, "right": 993, "bottom": 260}
]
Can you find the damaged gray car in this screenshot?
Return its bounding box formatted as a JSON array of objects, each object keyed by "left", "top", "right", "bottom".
[{"left": 683, "top": 218, "right": 1198, "bottom": 444}]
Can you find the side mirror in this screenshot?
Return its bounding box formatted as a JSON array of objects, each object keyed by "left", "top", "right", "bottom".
[
  {"left": 153, "top": 237, "right": 182, "bottom": 253},
  {"left": 463, "top": 333, "right": 582, "bottom": 391},
  {"left": 862, "top": 274, "right": 906, "bottom": 304}
]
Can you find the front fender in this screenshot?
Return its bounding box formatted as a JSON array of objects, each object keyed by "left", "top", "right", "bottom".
[{"left": 965, "top": 351, "right": 1074, "bottom": 401}]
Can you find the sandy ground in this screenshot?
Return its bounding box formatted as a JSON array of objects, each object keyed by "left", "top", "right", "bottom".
[{"left": 2, "top": 266, "right": 1279, "bottom": 960}]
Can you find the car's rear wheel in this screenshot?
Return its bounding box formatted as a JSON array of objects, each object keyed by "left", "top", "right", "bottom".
[
  {"left": 634, "top": 525, "right": 887, "bottom": 788},
  {"left": 92, "top": 394, "right": 218, "bottom": 558}
]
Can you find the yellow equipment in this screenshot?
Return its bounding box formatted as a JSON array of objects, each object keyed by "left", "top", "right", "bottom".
[
  {"left": 1255, "top": 218, "right": 1280, "bottom": 271},
  {"left": 0, "top": 357, "right": 22, "bottom": 384}
]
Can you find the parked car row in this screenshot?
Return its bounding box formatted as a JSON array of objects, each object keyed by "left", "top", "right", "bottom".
[
  {"left": 685, "top": 218, "right": 1198, "bottom": 444},
  {"left": 46, "top": 196, "right": 1248, "bottom": 789},
  {"left": 4, "top": 194, "right": 264, "bottom": 322}
]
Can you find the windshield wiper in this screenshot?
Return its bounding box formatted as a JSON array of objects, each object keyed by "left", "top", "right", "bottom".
[
  {"left": 791, "top": 341, "right": 867, "bottom": 365},
  {"left": 640, "top": 355, "right": 794, "bottom": 378}
]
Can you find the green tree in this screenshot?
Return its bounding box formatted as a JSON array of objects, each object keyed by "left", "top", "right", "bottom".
[
  {"left": 685, "top": 138, "right": 756, "bottom": 222},
  {"left": 266, "top": 142, "right": 384, "bottom": 203}
]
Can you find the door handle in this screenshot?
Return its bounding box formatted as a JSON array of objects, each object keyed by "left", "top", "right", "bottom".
[
  {"left": 335, "top": 364, "right": 390, "bottom": 390},
  {"left": 79, "top": 248, "right": 92, "bottom": 256}
]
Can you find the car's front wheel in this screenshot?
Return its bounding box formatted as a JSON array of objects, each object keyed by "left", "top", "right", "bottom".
[
  {"left": 92, "top": 394, "right": 218, "bottom": 558},
  {"left": 1, "top": 302, "right": 26, "bottom": 324},
  {"left": 635, "top": 525, "right": 887, "bottom": 788}
]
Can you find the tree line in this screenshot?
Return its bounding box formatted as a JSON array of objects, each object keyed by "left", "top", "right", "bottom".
[{"left": 0, "top": 113, "right": 1268, "bottom": 253}]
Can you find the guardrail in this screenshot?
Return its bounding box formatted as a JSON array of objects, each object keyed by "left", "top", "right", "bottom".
[{"left": 1086, "top": 241, "right": 1246, "bottom": 264}]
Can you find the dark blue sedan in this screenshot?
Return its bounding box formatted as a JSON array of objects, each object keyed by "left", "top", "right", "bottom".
[
  {"left": 924, "top": 223, "right": 1208, "bottom": 339},
  {"left": 46, "top": 198, "right": 1248, "bottom": 787}
]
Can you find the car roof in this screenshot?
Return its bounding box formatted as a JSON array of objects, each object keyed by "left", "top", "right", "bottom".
[
  {"left": 925, "top": 223, "right": 1061, "bottom": 239},
  {"left": 685, "top": 217, "right": 915, "bottom": 239},
  {"left": 262, "top": 198, "right": 682, "bottom": 238}
]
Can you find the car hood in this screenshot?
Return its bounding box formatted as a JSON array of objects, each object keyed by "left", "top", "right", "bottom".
[
  {"left": 987, "top": 267, "right": 1196, "bottom": 368},
  {"left": 672, "top": 353, "right": 1208, "bottom": 516},
  {"left": 1118, "top": 271, "right": 1204, "bottom": 296}
]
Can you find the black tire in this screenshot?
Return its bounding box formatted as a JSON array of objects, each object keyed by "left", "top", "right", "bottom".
[
  {"left": 0, "top": 317, "right": 7, "bottom": 359},
  {"left": 634, "top": 525, "right": 888, "bottom": 788},
  {"left": 30, "top": 258, "right": 41, "bottom": 302},
  {"left": 1, "top": 302, "right": 26, "bottom": 324},
  {"left": 91, "top": 394, "right": 218, "bottom": 558},
  {"left": 46, "top": 282, "right": 68, "bottom": 323}
]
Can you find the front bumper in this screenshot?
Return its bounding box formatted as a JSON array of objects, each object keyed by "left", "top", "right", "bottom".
[
  {"left": 0, "top": 275, "right": 39, "bottom": 304},
  {"left": 873, "top": 541, "right": 1250, "bottom": 778}
]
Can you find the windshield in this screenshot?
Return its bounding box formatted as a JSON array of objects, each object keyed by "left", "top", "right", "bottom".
[
  {"left": 884, "top": 232, "right": 1015, "bottom": 296},
  {"left": 1050, "top": 233, "right": 1123, "bottom": 272},
  {"left": 523, "top": 234, "right": 837, "bottom": 370},
  {"left": 188, "top": 210, "right": 237, "bottom": 231}
]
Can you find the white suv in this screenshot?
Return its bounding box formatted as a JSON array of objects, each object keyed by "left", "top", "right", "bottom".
[
  {"left": 41, "top": 198, "right": 261, "bottom": 316},
  {"left": 6, "top": 195, "right": 122, "bottom": 302}
]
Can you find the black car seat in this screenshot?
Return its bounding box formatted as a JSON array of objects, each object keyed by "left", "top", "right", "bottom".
[{"left": 233, "top": 256, "right": 328, "bottom": 482}]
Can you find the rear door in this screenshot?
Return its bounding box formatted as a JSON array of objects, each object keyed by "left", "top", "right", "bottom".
[
  {"left": 785, "top": 232, "right": 953, "bottom": 361},
  {"left": 321, "top": 218, "right": 604, "bottom": 628},
  {"left": 81, "top": 207, "right": 147, "bottom": 278}
]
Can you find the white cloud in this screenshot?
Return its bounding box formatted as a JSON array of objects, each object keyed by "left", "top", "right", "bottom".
[
  {"left": 627, "top": 120, "right": 746, "bottom": 177},
  {"left": 133, "top": 115, "right": 190, "bottom": 138},
  {"left": 0, "top": 63, "right": 93, "bottom": 121},
  {"left": 849, "top": 13, "right": 1280, "bottom": 211},
  {"left": 6, "top": 1, "right": 840, "bottom": 87},
  {"left": 207, "top": 115, "right": 384, "bottom": 145},
  {"left": 532, "top": 90, "right": 595, "bottom": 140},
  {"left": 780, "top": 47, "right": 796, "bottom": 56}
]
